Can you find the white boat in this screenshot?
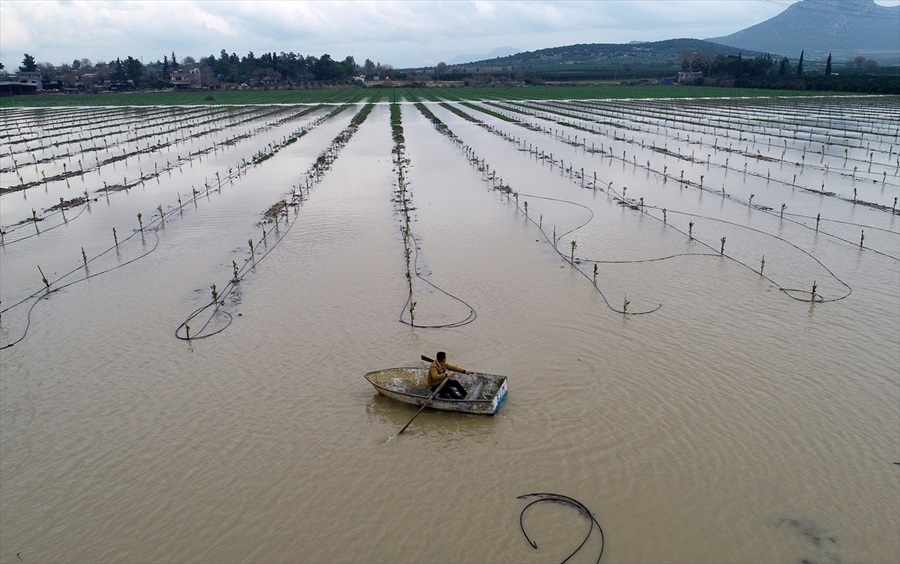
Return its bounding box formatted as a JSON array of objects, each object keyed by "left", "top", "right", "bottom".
[{"left": 364, "top": 367, "right": 508, "bottom": 415}]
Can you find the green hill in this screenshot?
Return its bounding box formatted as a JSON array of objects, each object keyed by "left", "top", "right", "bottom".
[{"left": 447, "top": 39, "right": 765, "bottom": 72}]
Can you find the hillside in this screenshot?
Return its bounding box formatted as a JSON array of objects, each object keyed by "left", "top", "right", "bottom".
[
  {"left": 707, "top": 0, "right": 900, "bottom": 65},
  {"left": 447, "top": 39, "right": 764, "bottom": 71}
]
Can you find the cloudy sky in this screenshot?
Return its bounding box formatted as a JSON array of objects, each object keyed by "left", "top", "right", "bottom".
[{"left": 1, "top": 0, "right": 898, "bottom": 71}]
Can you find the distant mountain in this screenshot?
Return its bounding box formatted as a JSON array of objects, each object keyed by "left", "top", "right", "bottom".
[
  {"left": 707, "top": 0, "right": 900, "bottom": 65},
  {"left": 448, "top": 46, "right": 521, "bottom": 65},
  {"left": 448, "top": 39, "right": 762, "bottom": 70}
]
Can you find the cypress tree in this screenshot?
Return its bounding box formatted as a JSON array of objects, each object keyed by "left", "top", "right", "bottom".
[
  {"left": 825, "top": 53, "right": 832, "bottom": 75},
  {"left": 797, "top": 50, "right": 804, "bottom": 76}
]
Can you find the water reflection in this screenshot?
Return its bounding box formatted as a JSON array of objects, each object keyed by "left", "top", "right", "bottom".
[{"left": 364, "top": 392, "right": 505, "bottom": 438}]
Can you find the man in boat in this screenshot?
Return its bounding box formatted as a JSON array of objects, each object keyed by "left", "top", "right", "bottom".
[{"left": 428, "top": 351, "right": 472, "bottom": 400}]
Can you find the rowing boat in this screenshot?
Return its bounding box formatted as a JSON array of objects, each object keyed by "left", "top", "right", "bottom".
[{"left": 364, "top": 367, "right": 508, "bottom": 415}]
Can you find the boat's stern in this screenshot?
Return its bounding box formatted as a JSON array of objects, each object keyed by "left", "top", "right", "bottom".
[{"left": 490, "top": 377, "right": 508, "bottom": 415}]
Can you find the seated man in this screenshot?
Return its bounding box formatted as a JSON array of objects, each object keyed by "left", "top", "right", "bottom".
[{"left": 427, "top": 351, "right": 471, "bottom": 400}]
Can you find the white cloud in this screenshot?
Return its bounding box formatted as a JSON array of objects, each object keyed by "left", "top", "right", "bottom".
[{"left": 0, "top": 0, "right": 816, "bottom": 70}]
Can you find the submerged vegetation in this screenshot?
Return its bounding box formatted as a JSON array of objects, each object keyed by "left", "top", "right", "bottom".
[{"left": 1, "top": 87, "right": 896, "bottom": 348}]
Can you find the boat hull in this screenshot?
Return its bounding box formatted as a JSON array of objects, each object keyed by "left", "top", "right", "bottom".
[{"left": 365, "top": 367, "right": 508, "bottom": 415}]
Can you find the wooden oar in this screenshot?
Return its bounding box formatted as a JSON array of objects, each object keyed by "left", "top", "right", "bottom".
[{"left": 397, "top": 376, "right": 449, "bottom": 435}]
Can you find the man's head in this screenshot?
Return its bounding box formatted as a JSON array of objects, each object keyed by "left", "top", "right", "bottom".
[{"left": 436, "top": 351, "right": 446, "bottom": 364}]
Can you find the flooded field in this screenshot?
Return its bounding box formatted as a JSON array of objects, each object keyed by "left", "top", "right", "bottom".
[{"left": 1, "top": 94, "right": 899, "bottom": 563}]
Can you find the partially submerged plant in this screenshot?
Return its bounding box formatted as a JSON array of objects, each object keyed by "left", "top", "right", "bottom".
[{"left": 38, "top": 265, "right": 50, "bottom": 291}]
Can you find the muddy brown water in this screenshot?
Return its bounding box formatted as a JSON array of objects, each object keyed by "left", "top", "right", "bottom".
[{"left": 1, "top": 99, "right": 898, "bottom": 563}]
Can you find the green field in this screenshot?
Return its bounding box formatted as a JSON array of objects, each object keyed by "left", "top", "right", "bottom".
[{"left": 0, "top": 84, "right": 855, "bottom": 108}]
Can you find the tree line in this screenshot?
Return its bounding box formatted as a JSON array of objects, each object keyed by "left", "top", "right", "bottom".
[
  {"left": 6, "top": 50, "right": 401, "bottom": 90},
  {"left": 5, "top": 47, "right": 894, "bottom": 94}
]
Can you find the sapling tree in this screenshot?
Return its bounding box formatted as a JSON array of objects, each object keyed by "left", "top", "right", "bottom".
[
  {"left": 38, "top": 265, "right": 49, "bottom": 291},
  {"left": 570, "top": 240, "right": 577, "bottom": 262}
]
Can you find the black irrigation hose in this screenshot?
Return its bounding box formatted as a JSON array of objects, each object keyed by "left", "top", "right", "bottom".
[
  {"left": 483, "top": 100, "right": 900, "bottom": 217},
  {"left": 394, "top": 104, "right": 476, "bottom": 329},
  {"left": 1, "top": 229, "right": 161, "bottom": 349},
  {"left": 640, "top": 205, "right": 853, "bottom": 304},
  {"left": 174, "top": 104, "right": 371, "bottom": 341},
  {"left": 173, "top": 199, "right": 301, "bottom": 341},
  {"left": 1, "top": 103, "right": 349, "bottom": 346},
  {"left": 422, "top": 103, "right": 660, "bottom": 315},
  {"left": 398, "top": 229, "right": 477, "bottom": 328},
  {"left": 447, "top": 103, "right": 866, "bottom": 304},
  {"left": 2, "top": 110, "right": 320, "bottom": 346},
  {"left": 517, "top": 492, "right": 605, "bottom": 563},
  {"left": 503, "top": 190, "right": 662, "bottom": 315},
  {"left": 1, "top": 204, "right": 89, "bottom": 243}
]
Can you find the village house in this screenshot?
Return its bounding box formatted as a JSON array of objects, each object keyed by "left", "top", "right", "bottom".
[{"left": 170, "top": 68, "right": 201, "bottom": 89}]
